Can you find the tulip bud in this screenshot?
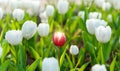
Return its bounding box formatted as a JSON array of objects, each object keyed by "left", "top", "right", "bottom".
[
  {"left": 89, "top": 12, "right": 102, "bottom": 19},
  {"left": 37, "top": 23, "right": 49, "bottom": 37},
  {"left": 78, "top": 11, "right": 85, "bottom": 20},
  {"left": 53, "top": 32, "right": 66, "bottom": 47},
  {"left": 91, "top": 64, "right": 107, "bottom": 71},
  {"left": 86, "top": 19, "right": 107, "bottom": 35},
  {"left": 95, "top": 26, "right": 112, "bottom": 43},
  {"left": 69, "top": 45, "right": 79, "bottom": 55},
  {"left": 22, "top": 21, "right": 37, "bottom": 39},
  {"left": 0, "top": 8, "right": 3, "bottom": 20},
  {"left": 39, "top": 11, "right": 48, "bottom": 23},
  {"left": 45, "top": 5, "right": 54, "bottom": 17},
  {"left": 0, "top": 45, "right": 2, "bottom": 58},
  {"left": 57, "top": 0, "right": 69, "bottom": 14},
  {"left": 5, "top": 30, "right": 23, "bottom": 45},
  {"left": 42, "top": 57, "right": 59, "bottom": 71},
  {"left": 12, "top": 9, "right": 24, "bottom": 21},
  {"left": 102, "top": 2, "right": 111, "bottom": 11},
  {"left": 107, "top": 14, "right": 112, "bottom": 22}
]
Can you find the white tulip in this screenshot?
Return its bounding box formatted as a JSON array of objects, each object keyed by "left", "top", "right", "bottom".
[
  {"left": 0, "top": 45, "right": 2, "bottom": 58},
  {"left": 57, "top": 0, "right": 69, "bottom": 14},
  {"left": 95, "top": 26, "right": 112, "bottom": 43},
  {"left": 78, "top": 11, "right": 85, "bottom": 20},
  {"left": 12, "top": 9, "right": 24, "bottom": 21},
  {"left": 45, "top": 5, "right": 54, "bottom": 17},
  {"left": 83, "top": 0, "right": 93, "bottom": 6},
  {"left": 107, "top": 14, "right": 112, "bottom": 22},
  {"left": 110, "top": 0, "right": 120, "bottom": 10},
  {"left": 86, "top": 19, "right": 107, "bottom": 35},
  {"left": 22, "top": 21, "right": 37, "bottom": 39},
  {"left": 102, "top": 2, "right": 111, "bottom": 11},
  {"left": 91, "top": 64, "right": 107, "bottom": 71},
  {"left": 69, "top": 45, "right": 79, "bottom": 55},
  {"left": 5, "top": 30, "right": 23, "bottom": 45},
  {"left": 30, "top": 1, "right": 40, "bottom": 15},
  {"left": 69, "top": 0, "right": 75, "bottom": 3},
  {"left": 42, "top": 57, "right": 59, "bottom": 71},
  {"left": 38, "top": 23, "right": 49, "bottom": 37},
  {"left": 89, "top": 12, "right": 102, "bottom": 19},
  {"left": 39, "top": 11, "right": 48, "bottom": 23},
  {"left": 0, "top": 8, "right": 3, "bottom": 20},
  {"left": 94, "top": 0, "right": 105, "bottom": 7}
]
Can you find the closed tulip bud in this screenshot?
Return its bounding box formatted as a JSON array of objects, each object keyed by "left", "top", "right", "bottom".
[
  {"left": 69, "top": 45, "right": 79, "bottom": 55},
  {"left": 0, "top": 45, "right": 2, "bottom": 58},
  {"left": 102, "top": 2, "right": 111, "bottom": 11},
  {"left": 107, "top": 14, "right": 112, "bottom": 22},
  {"left": 39, "top": 11, "right": 48, "bottom": 23},
  {"left": 0, "top": 8, "right": 3, "bottom": 20},
  {"left": 53, "top": 32, "right": 66, "bottom": 47},
  {"left": 95, "top": 26, "right": 112, "bottom": 43},
  {"left": 57, "top": 0, "right": 69, "bottom": 14},
  {"left": 86, "top": 19, "right": 107, "bottom": 35},
  {"left": 37, "top": 23, "right": 49, "bottom": 36},
  {"left": 91, "top": 64, "right": 107, "bottom": 71},
  {"left": 22, "top": 21, "right": 37, "bottom": 39},
  {"left": 12, "top": 9, "right": 24, "bottom": 21},
  {"left": 94, "top": 0, "right": 105, "bottom": 7},
  {"left": 42, "top": 57, "right": 59, "bottom": 71},
  {"left": 89, "top": 12, "right": 102, "bottom": 19},
  {"left": 5, "top": 30, "right": 23, "bottom": 45},
  {"left": 78, "top": 11, "right": 85, "bottom": 20},
  {"left": 45, "top": 5, "right": 54, "bottom": 17}
]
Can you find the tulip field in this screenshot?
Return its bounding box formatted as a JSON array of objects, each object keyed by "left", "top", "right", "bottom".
[{"left": 0, "top": 0, "right": 120, "bottom": 71}]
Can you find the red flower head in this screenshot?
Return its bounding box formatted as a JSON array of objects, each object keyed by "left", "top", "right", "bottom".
[{"left": 53, "top": 32, "right": 66, "bottom": 47}]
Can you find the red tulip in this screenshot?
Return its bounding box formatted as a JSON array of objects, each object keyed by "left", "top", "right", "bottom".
[{"left": 53, "top": 32, "right": 66, "bottom": 47}]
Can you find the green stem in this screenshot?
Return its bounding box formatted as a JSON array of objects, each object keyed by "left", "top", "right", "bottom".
[{"left": 58, "top": 47, "right": 60, "bottom": 71}]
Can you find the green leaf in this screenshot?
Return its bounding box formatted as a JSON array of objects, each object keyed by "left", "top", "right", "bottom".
[
  {"left": 0, "top": 60, "right": 10, "bottom": 71},
  {"left": 78, "top": 62, "right": 90, "bottom": 71},
  {"left": 110, "top": 56, "right": 116, "bottom": 71},
  {"left": 27, "top": 59, "right": 40, "bottom": 71},
  {"left": 60, "top": 45, "right": 68, "bottom": 67},
  {"left": 66, "top": 53, "right": 73, "bottom": 69},
  {"left": 75, "top": 48, "right": 85, "bottom": 68},
  {"left": 28, "top": 46, "right": 40, "bottom": 59},
  {"left": 18, "top": 45, "right": 26, "bottom": 69}
]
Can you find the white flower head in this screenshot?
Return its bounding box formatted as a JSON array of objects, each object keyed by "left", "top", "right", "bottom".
[
  {"left": 12, "top": 8, "right": 24, "bottom": 21},
  {"left": 70, "top": 45, "right": 79, "bottom": 55},
  {"left": 57, "top": 0, "right": 69, "bottom": 14},
  {"left": 83, "top": 0, "right": 93, "bottom": 6},
  {"left": 0, "top": 45, "right": 2, "bottom": 58},
  {"left": 102, "top": 2, "right": 111, "bottom": 11},
  {"left": 39, "top": 11, "right": 48, "bottom": 23},
  {"left": 22, "top": 21, "right": 37, "bottom": 39},
  {"left": 95, "top": 26, "right": 112, "bottom": 43},
  {"left": 94, "top": 0, "right": 105, "bottom": 7},
  {"left": 86, "top": 19, "right": 107, "bottom": 35},
  {"left": 89, "top": 12, "right": 102, "bottom": 19},
  {"left": 91, "top": 64, "right": 107, "bottom": 71},
  {"left": 38, "top": 23, "right": 49, "bottom": 37},
  {"left": 110, "top": 0, "right": 120, "bottom": 10},
  {"left": 45, "top": 5, "right": 54, "bottom": 17},
  {"left": 0, "top": 8, "right": 4, "bottom": 20},
  {"left": 30, "top": 1, "right": 40, "bottom": 15},
  {"left": 5, "top": 30, "right": 23, "bottom": 45},
  {"left": 78, "top": 11, "right": 85, "bottom": 20},
  {"left": 42, "top": 57, "right": 59, "bottom": 71}
]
